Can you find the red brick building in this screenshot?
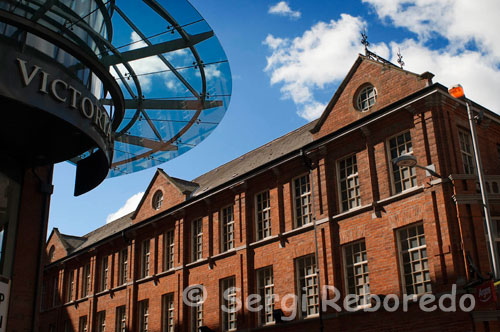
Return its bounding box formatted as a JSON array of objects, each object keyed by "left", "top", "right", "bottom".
[{"left": 40, "top": 55, "right": 500, "bottom": 332}]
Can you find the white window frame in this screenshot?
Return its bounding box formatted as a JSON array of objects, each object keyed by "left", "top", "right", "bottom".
[
  {"left": 118, "top": 248, "right": 128, "bottom": 286},
  {"left": 221, "top": 205, "right": 235, "bottom": 252},
  {"left": 164, "top": 230, "right": 175, "bottom": 271},
  {"left": 116, "top": 306, "right": 126, "bottom": 332},
  {"left": 296, "top": 255, "right": 319, "bottom": 318},
  {"left": 292, "top": 174, "right": 312, "bottom": 228},
  {"left": 162, "top": 293, "right": 175, "bottom": 332},
  {"left": 139, "top": 299, "right": 149, "bottom": 332},
  {"left": 255, "top": 190, "right": 272, "bottom": 240},
  {"left": 356, "top": 85, "right": 377, "bottom": 112},
  {"left": 343, "top": 240, "right": 370, "bottom": 308},
  {"left": 100, "top": 256, "right": 108, "bottom": 291},
  {"left": 387, "top": 131, "right": 417, "bottom": 194},
  {"left": 458, "top": 129, "right": 475, "bottom": 175},
  {"left": 66, "top": 270, "right": 74, "bottom": 303},
  {"left": 141, "top": 239, "right": 150, "bottom": 278},
  {"left": 257, "top": 266, "right": 274, "bottom": 326},
  {"left": 190, "top": 285, "right": 203, "bottom": 332},
  {"left": 221, "top": 277, "right": 237, "bottom": 332},
  {"left": 192, "top": 218, "right": 203, "bottom": 262},
  {"left": 396, "top": 223, "right": 431, "bottom": 296},
  {"left": 97, "top": 311, "right": 106, "bottom": 332},
  {"left": 78, "top": 316, "right": 88, "bottom": 332},
  {"left": 337, "top": 154, "right": 361, "bottom": 212},
  {"left": 82, "top": 263, "right": 91, "bottom": 297},
  {"left": 152, "top": 190, "right": 164, "bottom": 210}
]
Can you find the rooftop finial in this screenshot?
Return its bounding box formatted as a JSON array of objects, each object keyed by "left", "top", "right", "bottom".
[
  {"left": 361, "top": 29, "right": 369, "bottom": 55},
  {"left": 397, "top": 48, "right": 405, "bottom": 69}
]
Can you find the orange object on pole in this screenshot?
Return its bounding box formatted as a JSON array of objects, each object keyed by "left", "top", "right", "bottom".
[{"left": 448, "top": 84, "right": 465, "bottom": 99}]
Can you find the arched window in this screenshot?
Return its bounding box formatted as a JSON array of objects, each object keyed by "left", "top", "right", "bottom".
[
  {"left": 152, "top": 190, "right": 164, "bottom": 210},
  {"left": 356, "top": 84, "right": 377, "bottom": 112}
]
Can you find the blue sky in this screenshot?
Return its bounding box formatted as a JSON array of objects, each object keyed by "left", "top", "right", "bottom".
[{"left": 49, "top": 0, "right": 500, "bottom": 236}]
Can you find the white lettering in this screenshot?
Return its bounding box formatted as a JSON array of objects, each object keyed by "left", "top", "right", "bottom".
[
  {"left": 419, "top": 294, "right": 437, "bottom": 312},
  {"left": 16, "top": 58, "right": 40, "bottom": 87},
  {"left": 438, "top": 284, "right": 456, "bottom": 312},
  {"left": 68, "top": 85, "right": 81, "bottom": 109},
  {"left": 80, "top": 97, "right": 94, "bottom": 119},
  {"left": 50, "top": 79, "right": 68, "bottom": 102}
]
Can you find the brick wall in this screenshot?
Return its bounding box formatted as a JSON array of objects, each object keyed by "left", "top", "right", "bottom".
[{"left": 40, "top": 58, "right": 500, "bottom": 332}]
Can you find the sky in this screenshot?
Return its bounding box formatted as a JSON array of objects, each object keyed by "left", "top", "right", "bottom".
[{"left": 49, "top": 0, "right": 500, "bottom": 237}]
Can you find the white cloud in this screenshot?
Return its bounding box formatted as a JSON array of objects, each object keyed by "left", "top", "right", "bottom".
[
  {"left": 106, "top": 192, "right": 144, "bottom": 223},
  {"left": 264, "top": 14, "right": 388, "bottom": 120},
  {"left": 268, "top": 1, "right": 301, "bottom": 19},
  {"left": 363, "top": 0, "right": 500, "bottom": 112},
  {"left": 264, "top": 1, "right": 500, "bottom": 120},
  {"left": 388, "top": 40, "right": 500, "bottom": 112},
  {"left": 111, "top": 32, "right": 190, "bottom": 94},
  {"left": 363, "top": 0, "right": 500, "bottom": 60}
]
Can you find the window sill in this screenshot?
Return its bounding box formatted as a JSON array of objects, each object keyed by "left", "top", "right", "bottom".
[
  {"left": 186, "top": 258, "right": 209, "bottom": 268},
  {"left": 249, "top": 235, "right": 279, "bottom": 248},
  {"left": 331, "top": 205, "right": 372, "bottom": 222},
  {"left": 136, "top": 275, "right": 154, "bottom": 284}
]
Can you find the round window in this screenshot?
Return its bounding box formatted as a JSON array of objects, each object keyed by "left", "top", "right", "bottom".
[
  {"left": 356, "top": 85, "right": 377, "bottom": 112},
  {"left": 152, "top": 190, "right": 163, "bottom": 210}
]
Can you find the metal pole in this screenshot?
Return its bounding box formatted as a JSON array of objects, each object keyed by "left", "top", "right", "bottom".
[{"left": 465, "top": 100, "right": 499, "bottom": 279}]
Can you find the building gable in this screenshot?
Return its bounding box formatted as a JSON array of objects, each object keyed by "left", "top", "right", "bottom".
[
  {"left": 133, "top": 169, "right": 198, "bottom": 223},
  {"left": 45, "top": 228, "right": 72, "bottom": 264},
  {"left": 311, "top": 55, "right": 433, "bottom": 139}
]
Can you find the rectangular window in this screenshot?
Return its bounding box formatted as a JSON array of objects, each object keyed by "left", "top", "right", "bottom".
[
  {"left": 115, "top": 306, "right": 126, "bottom": 332},
  {"left": 66, "top": 270, "right": 74, "bottom": 303},
  {"left": 296, "top": 255, "right": 318, "bottom": 317},
  {"left": 100, "top": 256, "right": 109, "bottom": 291},
  {"left": 141, "top": 239, "right": 150, "bottom": 278},
  {"left": 191, "top": 286, "right": 203, "bottom": 332},
  {"left": 82, "top": 264, "right": 91, "bottom": 297},
  {"left": 52, "top": 275, "right": 59, "bottom": 306},
  {"left": 97, "top": 311, "right": 106, "bottom": 332},
  {"left": 162, "top": 293, "right": 175, "bottom": 332},
  {"left": 64, "top": 320, "right": 73, "bottom": 332},
  {"left": 139, "top": 300, "right": 149, "bottom": 332},
  {"left": 293, "top": 174, "right": 312, "bottom": 228},
  {"left": 257, "top": 267, "right": 274, "bottom": 326},
  {"left": 255, "top": 191, "right": 272, "bottom": 240},
  {"left": 389, "top": 131, "right": 417, "bottom": 193},
  {"left": 118, "top": 248, "right": 128, "bottom": 285},
  {"left": 398, "top": 224, "right": 431, "bottom": 295},
  {"left": 221, "top": 277, "right": 237, "bottom": 332},
  {"left": 164, "top": 230, "right": 174, "bottom": 271},
  {"left": 78, "top": 316, "right": 88, "bottom": 332},
  {"left": 192, "top": 218, "right": 203, "bottom": 261},
  {"left": 344, "top": 240, "right": 370, "bottom": 307},
  {"left": 221, "top": 206, "right": 235, "bottom": 252},
  {"left": 338, "top": 155, "right": 361, "bottom": 211},
  {"left": 459, "top": 130, "right": 475, "bottom": 174}
]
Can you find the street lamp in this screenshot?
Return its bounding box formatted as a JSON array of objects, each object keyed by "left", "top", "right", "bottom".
[
  {"left": 392, "top": 154, "right": 442, "bottom": 178},
  {"left": 448, "top": 84, "right": 498, "bottom": 279}
]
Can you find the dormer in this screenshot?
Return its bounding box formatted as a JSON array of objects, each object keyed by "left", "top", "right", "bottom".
[
  {"left": 311, "top": 54, "right": 434, "bottom": 138},
  {"left": 132, "top": 168, "right": 199, "bottom": 223},
  {"left": 45, "top": 228, "right": 86, "bottom": 264}
]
